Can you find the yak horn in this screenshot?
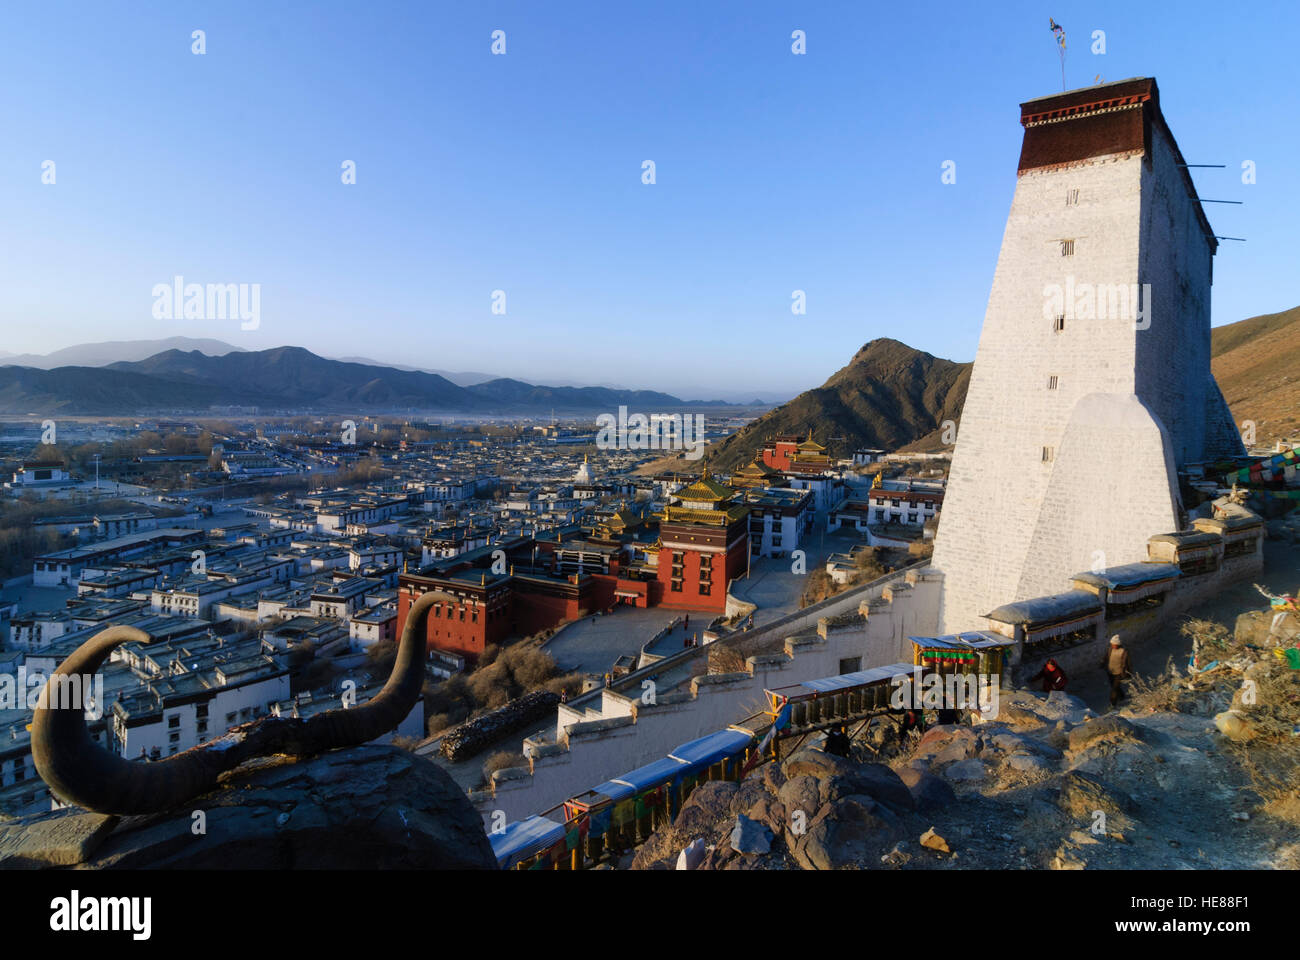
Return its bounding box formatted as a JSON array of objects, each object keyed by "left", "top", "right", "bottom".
[{"left": 32, "top": 591, "right": 438, "bottom": 816}]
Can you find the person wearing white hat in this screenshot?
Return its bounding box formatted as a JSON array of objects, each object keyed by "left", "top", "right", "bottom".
[{"left": 1101, "top": 634, "right": 1131, "bottom": 707}]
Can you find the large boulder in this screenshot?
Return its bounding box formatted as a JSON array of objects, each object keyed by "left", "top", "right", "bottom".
[
  {"left": 997, "top": 689, "right": 1095, "bottom": 726},
  {"left": 791, "top": 797, "right": 896, "bottom": 870},
  {"left": 778, "top": 775, "right": 822, "bottom": 819},
  {"left": 1068, "top": 714, "right": 1141, "bottom": 752},
  {"left": 781, "top": 748, "right": 913, "bottom": 814},
  {"left": 897, "top": 767, "right": 956, "bottom": 810},
  {"left": 1008, "top": 754, "right": 1051, "bottom": 774},
  {"left": 1, "top": 745, "right": 496, "bottom": 869},
  {"left": 730, "top": 815, "right": 773, "bottom": 855},
  {"left": 1056, "top": 770, "right": 1137, "bottom": 822},
  {"left": 673, "top": 780, "right": 739, "bottom": 835},
  {"left": 631, "top": 780, "right": 739, "bottom": 870},
  {"left": 917, "top": 725, "right": 979, "bottom": 755},
  {"left": 847, "top": 764, "right": 915, "bottom": 814},
  {"left": 991, "top": 732, "right": 1062, "bottom": 759},
  {"left": 943, "top": 758, "right": 987, "bottom": 782},
  {"left": 781, "top": 746, "right": 862, "bottom": 782}
]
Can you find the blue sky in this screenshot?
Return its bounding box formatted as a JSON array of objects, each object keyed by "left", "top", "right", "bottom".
[{"left": 2, "top": 1, "right": 1296, "bottom": 401}]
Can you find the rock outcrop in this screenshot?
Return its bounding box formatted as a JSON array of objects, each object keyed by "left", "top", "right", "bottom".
[{"left": 0, "top": 745, "right": 496, "bottom": 870}]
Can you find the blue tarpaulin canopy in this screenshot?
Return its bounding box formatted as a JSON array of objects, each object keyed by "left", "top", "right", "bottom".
[
  {"left": 586, "top": 780, "right": 636, "bottom": 803},
  {"left": 1071, "top": 561, "right": 1180, "bottom": 590},
  {"left": 611, "top": 756, "right": 689, "bottom": 792},
  {"left": 668, "top": 728, "right": 753, "bottom": 770},
  {"left": 490, "top": 815, "right": 565, "bottom": 868}
]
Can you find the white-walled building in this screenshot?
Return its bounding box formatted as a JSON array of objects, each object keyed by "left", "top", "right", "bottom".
[
  {"left": 111, "top": 656, "right": 292, "bottom": 760},
  {"left": 830, "top": 488, "right": 942, "bottom": 530},
  {"left": 744, "top": 488, "right": 814, "bottom": 558},
  {"left": 348, "top": 603, "right": 397, "bottom": 649},
  {"left": 10, "top": 461, "right": 72, "bottom": 487},
  {"left": 931, "top": 78, "right": 1245, "bottom": 633}
]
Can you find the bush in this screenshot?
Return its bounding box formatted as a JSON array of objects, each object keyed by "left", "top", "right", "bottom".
[
  {"left": 422, "top": 640, "right": 563, "bottom": 727},
  {"left": 541, "top": 671, "right": 583, "bottom": 697},
  {"left": 800, "top": 570, "right": 835, "bottom": 608},
  {"left": 501, "top": 643, "right": 557, "bottom": 691},
  {"left": 482, "top": 750, "right": 525, "bottom": 781}
]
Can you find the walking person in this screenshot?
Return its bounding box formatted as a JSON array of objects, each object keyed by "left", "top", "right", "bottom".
[{"left": 1101, "top": 635, "right": 1131, "bottom": 708}]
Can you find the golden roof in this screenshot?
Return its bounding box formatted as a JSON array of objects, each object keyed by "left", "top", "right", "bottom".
[
  {"left": 599, "top": 508, "right": 641, "bottom": 534},
  {"left": 734, "top": 458, "right": 779, "bottom": 478},
  {"left": 674, "top": 467, "right": 736, "bottom": 504},
  {"left": 662, "top": 503, "right": 749, "bottom": 526}
]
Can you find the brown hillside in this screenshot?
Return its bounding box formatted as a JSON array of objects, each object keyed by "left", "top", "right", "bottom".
[{"left": 1211, "top": 305, "right": 1300, "bottom": 445}]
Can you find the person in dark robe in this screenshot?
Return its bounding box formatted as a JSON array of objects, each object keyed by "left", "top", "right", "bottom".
[{"left": 1029, "top": 658, "right": 1068, "bottom": 693}]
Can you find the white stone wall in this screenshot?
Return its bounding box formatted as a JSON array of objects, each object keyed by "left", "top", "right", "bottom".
[{"left": 1015, "top": 393, "right": 1181, "bottom": 600}]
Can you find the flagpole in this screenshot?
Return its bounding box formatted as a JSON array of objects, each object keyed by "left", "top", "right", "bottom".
[{"left": 1050, "top": 18, "right": 1067, "bottom": 92}]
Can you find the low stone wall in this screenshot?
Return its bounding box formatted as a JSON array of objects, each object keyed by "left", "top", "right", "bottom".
[{"left": 708, "top": 563, "right": 930, "bottom": 667}]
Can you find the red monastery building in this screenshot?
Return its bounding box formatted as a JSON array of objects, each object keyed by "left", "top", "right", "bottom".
[
  {"left": 760, "top": 434, "right": 804, "bottom": 472},
  {"left": 652, "top": 469, "right": 749, "bottom": 613},
  {"left": 397, "top": 565, "right": 596, "bottom": 661}
]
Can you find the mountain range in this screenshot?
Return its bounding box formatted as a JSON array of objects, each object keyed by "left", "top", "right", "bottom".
[
  {"left": 0, "top": 307, "right": 1290, "bottom": 429},
  {"left": 0, "top": 346, "right": 700, "bottom": 415},
  {"left": 0, "top": 337, "right": 512, "bottom": 389},
  {"left": 0, "top": 337, "right": 247, "bottom": 369}
]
